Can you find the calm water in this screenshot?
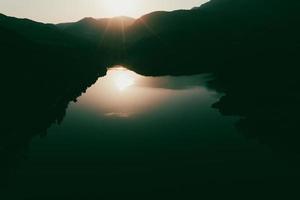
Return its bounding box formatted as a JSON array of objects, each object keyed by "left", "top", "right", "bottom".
[{"left": 7, "top": 67, "right": 294, "bottom": 199}]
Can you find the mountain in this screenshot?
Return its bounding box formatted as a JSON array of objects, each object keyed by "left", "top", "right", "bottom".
[
  {"left": 120, "top": 0, "right": 300, "bottom": 152},
  {"left": 57, "top": 16, "right": 135, "bottom": 51},
  {"left": 123, "top": 0, "right": 300, "bottom": 74},
  {"left": 0, "top": 14, "right": 92, "bottom": 47},
  {"left": 0, "top": 13, "right": 107, "bottom": 159},
  {"left": 57, "top": 16, "right": 135, "bottom": 43},
  {"left": 56, "top": 16, "right": 135, "bottom": 62}
]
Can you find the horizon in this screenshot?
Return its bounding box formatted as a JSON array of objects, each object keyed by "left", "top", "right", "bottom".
[{"left": 0, "top": 0, "right": 209, "bottom": 23}]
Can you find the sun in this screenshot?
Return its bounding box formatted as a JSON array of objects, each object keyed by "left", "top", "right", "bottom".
[
  {"left": 102, "top": 0, "right": 139, "bottom": 17},
  {"left": 108, "top": 67, "right": 136, "bottom": 91}
]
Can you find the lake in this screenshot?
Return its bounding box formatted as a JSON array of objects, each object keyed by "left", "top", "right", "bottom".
[{"left": 5, "top": 67, "right": 296, "bottom": 199}]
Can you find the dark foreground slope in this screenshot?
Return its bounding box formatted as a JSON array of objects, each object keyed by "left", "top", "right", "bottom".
[
  {"left": 120, "top": 0, "right": 300, "bottom": 154},
  {"left": 0, "top": 14, "right": 108, "bottom": 177}
]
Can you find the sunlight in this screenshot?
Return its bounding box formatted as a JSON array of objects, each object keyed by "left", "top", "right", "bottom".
[
  {"left": 102, "top": 0, "right": 139, "bottom": 17},
  {"left": 108, "top": 67, "right": 136, "bottom": 91},
  {"left": 75, "top": 66, "right": 210, "bottom": 119}
]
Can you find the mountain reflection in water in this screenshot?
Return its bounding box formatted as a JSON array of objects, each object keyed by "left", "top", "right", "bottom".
[{"left": 5, "top": 67, "right": 298, "bottom": 199}]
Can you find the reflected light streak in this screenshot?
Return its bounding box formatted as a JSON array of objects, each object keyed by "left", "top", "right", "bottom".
[
  {"left": 108, "top": 67, "right": 136, "bottom": 91},
  {"left": 74, "top": 66, "right": 209, "bottom": 119}
]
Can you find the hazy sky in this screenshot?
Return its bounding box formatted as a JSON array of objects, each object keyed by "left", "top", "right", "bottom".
[{"left": 0, "top": 0, "right": 209, "bottom": 23}]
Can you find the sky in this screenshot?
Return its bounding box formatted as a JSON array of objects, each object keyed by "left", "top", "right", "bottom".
[{"left": 0, "top": 0, "right": 209, "bottom": 23}]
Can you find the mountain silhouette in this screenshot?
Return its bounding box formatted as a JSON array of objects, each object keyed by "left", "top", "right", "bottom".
[
  {"left": 120, "top": 0, "right": 300, "bottom": 153},
  {"left": 121, "top": 0, "right": 300, "bottom": 74},
  {"left": 0, "top": 13, "right": 107, "bottom": 176},
  {"left": 57, "top": 16, "right": 136, "bottom": 62},
  {"left": 0, "top": 14, "right": 92, "bottom": 46},
  {"left": 57, "top": 16, "right": 135, "bottom": 43}
]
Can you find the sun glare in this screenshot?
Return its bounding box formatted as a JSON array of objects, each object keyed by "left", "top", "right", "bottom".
[
  {"left": 108, "top": 67, "right": 136, "bottom": 91},
  {"left": 102, "top": 0, "right": 139, "bottom": 17}
]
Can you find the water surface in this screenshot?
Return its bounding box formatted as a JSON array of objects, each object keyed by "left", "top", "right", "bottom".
[{"left": 9, "top": 67, "right": 293, "bottom": 199}]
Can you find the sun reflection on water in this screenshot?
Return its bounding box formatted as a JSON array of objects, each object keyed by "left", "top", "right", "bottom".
[
  {"left": 108, "top": 67, "right": 136, "bottom": 91},
  {"left": 74, "top": 66, "right": 212, "bottom": 118}
]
